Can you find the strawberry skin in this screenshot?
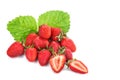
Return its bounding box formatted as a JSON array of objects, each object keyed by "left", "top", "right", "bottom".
[
  {"left": 49, "top": 41, "right": 60, "bottom": 53},
  {"left": 68, "top": 60, "right": 88, "bottom": 74},
  {"left": 25, "top": 48, "right": 37, "bottom": 62},
  {"left": 7, "top": 42, "right": 24, "bottom": 58},
  {"left": 51, "top": 27, "right": 61, "bottom": 41},
  {"left": 64, "top": 48, "right": 73, "bottom": 60},
  {"left": 61, "top": 37, "right": 76, "bottom": 52},
  {"left": 39, "top": 24, "right": 51, "bottom": 39},
  {"left": 49, "top": 54, "right": 66, "bottom": 73},
  {"left": 33, "top": 37, "right": 49, "bottom": 49},
  {"left": 25, "top": 33, "right": 38, "bottom": 46},
  {"left": 38, "top": 49, "right": 51, "bottom": 66}
]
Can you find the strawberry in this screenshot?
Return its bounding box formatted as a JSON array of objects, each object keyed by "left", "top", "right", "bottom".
[
  {"left": 39, "top": 24, "right": 51, "bottom": 39},
  {"left": 49, "top": 54, "right": 66, "bottom": 73},
  {"left": 25, "top": 33, "right": 38, "bottom": 46},
  {"left": 38, "top": 49, "right": 51, "bottom": 66},
  {"left": 61, "top": 37, "right": 76, "bottom": 52},
  {"left": 64, "top": 48, "right": 73, "bottom": 60},
  {"left": 7, "top": 42, "right": 24, "bottom": 58},
  {"left": 51, "top": 27, "right": 61, "bottom": 41},
  {"left": 33, "top": 37, "right": 49, "bottom": 49},
  {"left": 68, "top": 59, "right": 88, "bottom": 74},
  {"left": 25, "top": 48, "right": 37, "bottom": 62},
  {"left": 49, "top": 41, "right": 60, "bottom": 53}
]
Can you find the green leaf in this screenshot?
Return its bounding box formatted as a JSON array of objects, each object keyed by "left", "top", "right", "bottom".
[
  {"left": 38, "top": 10, "right": 70, "bottom": 33},
  {"left": 7, "top": 16, "right": 37, "bottom": 42}
]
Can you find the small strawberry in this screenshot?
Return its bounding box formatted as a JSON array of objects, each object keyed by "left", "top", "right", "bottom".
[
  {"left": 51, "top": 27, "right": 61, "bottom": 41},
  {"left": 25, "top": 33, "right": 38, "bottom": 46},
  {"left": 68, "top": 59, "right": 88, "bottom": 74},
  {"left": 38, "top": 49, "right": 51, "bottom": 66},
  {"left": 7, "top": 42, "right": 24, "bottom": 58},
  {"left": 64, "top": 48, "right": 73, "bottom": 60},
  {"left": 61, "top": 37, "right": 76, "bottom": 52},
  {"left": 25, "top": 48, "right": 37, "bottom": 62},
  {"left": 33, "top": 37, "right": 49, "bottom": 49},
  {"left": 39, "top": 24, "right": 51, "bottom": 39},
  {"left": 49, "top": 54, "right": 66, "bottom": 73},
  {"left": 49, "top": 41, "right": 60, "bottom": 53}
]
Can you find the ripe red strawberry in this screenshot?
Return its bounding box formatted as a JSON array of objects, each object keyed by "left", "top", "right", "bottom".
[
  {"left": 64, "top": 48, "right": 73, "bottom": 60},
  {"left": 39, "top": 24, "right": 51, "bottom": 39},
  {"left": 38, "top": 49, "right": 51, "bottom": 66},
  {"left": 61, "top": 37, "right": 76, "bottom": 52},
  {"left": 68, "top": 60, "right": 88, "bottom": 74},
  {"left": 51, "top": 27, "right": 61, "bottom": 41},
  {"left": 7, "top": 42, "right": 24, "bottom": 58},
  {"left": 25, "top": 33, "right": 38, "bottom": 46},
  {"left": 25, "top": 48, "right": 37, "bottom": 62},
  {"left": 49, "top": 41, "right": 60, "bottom": 53},
  {"left": 33, "top": 37, "right": 49, "bottom": 49},
  {"left": 49, "top": 54, "right": 66, "bottom": 73}
]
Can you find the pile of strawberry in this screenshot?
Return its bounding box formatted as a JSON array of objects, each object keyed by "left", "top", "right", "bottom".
[{"left": 7, "top": 24, "right": 88, "bottom": 74}]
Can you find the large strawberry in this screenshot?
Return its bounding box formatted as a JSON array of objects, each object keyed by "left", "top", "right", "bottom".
[
  {"left": 61, "top": 37, "right": 76, "bottom": 52},
  {"left": 64, "top": 48, "right": 73, "bottom": 60},
  {"left": 7, "top": 42, "right": 24, "bottom": 58},
  {"left": 51, "top": 27, "right": 61, "bottom": 41},
  {"left": 68, "top": 59, "right": 88, "bottom": 74},
  {"left": 38, "top": 49, "right": 51, "bottom": 66},
  {"left": 25, "top": 33, "right": 38, "bottom": 46},
  {"left": 39, "top": 24, "right": 51, "bottom": 39},
  {"left": 49, "top": 41, "right": 60, "bottom": 53},
  {"left": 25, "top": 48, "right": 37, "bottom": 62},
  {"left": 49, "top": 54, "right": 66, "bottom": 73},
  {"left": 33, "top": 37, "right": 49, "bottom": 49}
]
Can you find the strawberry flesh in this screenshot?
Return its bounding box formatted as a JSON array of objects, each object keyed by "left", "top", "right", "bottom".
[
  {"left": 49, "top": 55, "right": 66, "bottom": 73},
  {"left": 69, "top": 60, "right": 88, "bottom": 74}
]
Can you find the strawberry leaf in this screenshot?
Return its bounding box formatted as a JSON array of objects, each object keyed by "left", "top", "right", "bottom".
[
  {"left": 38, "top": 10, "right": 70, "bottom": 33},
  {"left": 7, "top": 16, "right": 37, "bottom": 42}
]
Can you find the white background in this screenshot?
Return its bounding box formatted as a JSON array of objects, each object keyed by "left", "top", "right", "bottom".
[{"left": 0, "top": 0, "right": 120, "bottom": 80}]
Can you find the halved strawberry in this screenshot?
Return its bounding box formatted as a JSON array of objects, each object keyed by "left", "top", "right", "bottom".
[
  {"left": 68, "top": 59, "right": 88, "bottom": 74},
  {"left": 49, "top": 54, "right": 66, "bottom": 73}
]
